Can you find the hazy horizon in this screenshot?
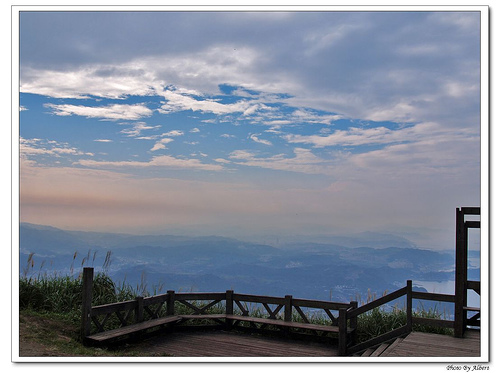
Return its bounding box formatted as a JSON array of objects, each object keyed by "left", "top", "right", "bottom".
[{"left": 17, "top": 8, "right": 483, "bottom": 252}]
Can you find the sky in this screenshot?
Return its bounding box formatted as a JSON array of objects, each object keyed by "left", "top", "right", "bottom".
[{"left": 16, "top": 8, "right": 485, "bottom": 250}]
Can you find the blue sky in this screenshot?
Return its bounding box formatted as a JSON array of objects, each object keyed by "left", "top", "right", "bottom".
[{"left": 17, "top": 8, "right": 484, "bottom": 250}]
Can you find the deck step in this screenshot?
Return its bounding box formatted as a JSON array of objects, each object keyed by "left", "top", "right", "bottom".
[
  {"left": 358, "top": 337, "right": 406, "bottom": 357},
  {"left": 361, "top": 348, "right": 375, "bottom": 356},
  {"left": 371, "top": 343, "right": 390, "bottom": 356},
  {"left": 379, "top": 337, "right": 405, "bottom": 356}
]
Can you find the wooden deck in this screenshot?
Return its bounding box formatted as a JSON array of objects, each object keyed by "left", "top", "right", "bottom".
[
  {"left": 125, "top": 329, "right": 480, "bottom": 358},
  {"left": 132, "top": 330, "right": 339, "bottom": 357},
  {"left": 381, "top": 330, "right": 480, "bottom": 357}
]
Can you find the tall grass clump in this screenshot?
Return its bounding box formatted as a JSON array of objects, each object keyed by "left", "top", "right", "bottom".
[{"left": 19, "top": 250, "right": 136, "bottom": 321}]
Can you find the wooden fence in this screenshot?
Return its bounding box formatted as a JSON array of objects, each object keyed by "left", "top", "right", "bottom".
[{"left": 81, "top": 269, "right": 473, "bottom": 356}]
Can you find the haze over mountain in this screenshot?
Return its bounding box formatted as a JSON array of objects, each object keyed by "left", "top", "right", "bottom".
[{"left": 19, "top": 223, "right": 476, "bottom": 308}]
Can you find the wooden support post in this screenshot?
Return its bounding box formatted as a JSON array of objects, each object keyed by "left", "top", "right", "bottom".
[
  {"left": 225, "top": 290, "right": 234, "bottom": 330},
  {"left": 225, "top": 290, "right": 234, "bottom": 315},
  {"left": 167, "top": 290, "right": 175, "bottom": 316},
  {"left": 81, "top": 267, "right": 94, "bottom": 341},
  {"left": 135, "top": 296, "right": 144, "bottom": 323},
  {"left": 349, "top": 300, "right": 358, "bottom": 345},
  {"left": 455, "top": 208, "right": 466, "bottom": 337},
  {"left": 338, "top": 307, "right": 347, "bottom": 356},
  {"left": 284, "top": 295, "right": 292, "bottom": 322},
  {"left": 406, "top": 280, "right": 413, "bottom": 334}
]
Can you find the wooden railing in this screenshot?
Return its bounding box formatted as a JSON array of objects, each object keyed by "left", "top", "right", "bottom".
[
  {"left": 81, "top": 267, "right": 358, "bottom": 355},
  {"left": 346, "top": 280, "right": 457, "bottom": 355}
]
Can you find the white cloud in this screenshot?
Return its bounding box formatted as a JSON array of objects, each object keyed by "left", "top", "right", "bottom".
[
  {"left": 45, "top": 103, "right": 153, "bottom": 121},
  {"left": 121, "top": 122, "right": 161, "bottom": 137},
  {"left": 249, "top": 134, "right": 272, "bottom": 146},
  {"left": 94, "top": 139, "right": 113, "bottom": 143},
  {"left": 158, "top": 88, "right": 253, "bottom": 115},
  {"left": 190, "top": 127, "right": 200, "bottom": 133},
  {"left": 150, "top": 138, "right": 174, "bottom": 151},
  {"left": 162, "top": 130, "right": 184, "bottom": 137},
  {"left": 75, "top": 154, "right": 224, "bottom": 171},
  {"left": 21, "top": 65, "right": 158, "bottom": 99},
  {"left": 229, "top": 148, "right": 331, "bottom": 175},
  {"left": 214, "top": 158, "right": 232, "bottom": 164},
  {"left": 20, "top": 137, "right": 93, "bottom": 162},
  {"left": 284, "top": 121, "right": 479, "bottom": 150},
  {"left": 284, "top": 126, "right": 399, "bottom": 147},
  {"left": 290, "top": 109, "right": 344, "bottom": 124},
  {"left": 135, "top": 136, "right": 158, "bottom": 140}
]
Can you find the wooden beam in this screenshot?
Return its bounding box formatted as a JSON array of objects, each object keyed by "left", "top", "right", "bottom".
[{"left": 461, "top": 207, "right": 480, "bottom": 215}]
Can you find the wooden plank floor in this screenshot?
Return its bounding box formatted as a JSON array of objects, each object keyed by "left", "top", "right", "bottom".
[
  {"left": 133, "top": 330, "right": 339, "bottom": 357},
  {"left": 381, "top": 330, "right": 480, "bottom": 357}
]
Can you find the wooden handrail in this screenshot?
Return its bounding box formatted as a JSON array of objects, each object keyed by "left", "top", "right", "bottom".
[
  {"left": 292, "top": 297, "right": 352, "bottom": 310},
  {"left": 413, "top": 291, "right": 455, "bottom": 303},
  {"left": 232, "top": 293, "right": 287, "bottom": 305},
  {"left": 348, "top": 286, "right": 408, "bottom": 318},
  {"left": 91, "top": 299, "right": 138, "bottom": 315}
]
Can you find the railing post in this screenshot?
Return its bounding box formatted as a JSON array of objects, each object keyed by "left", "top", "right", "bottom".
[
  {"left": 81, "top": 267, "right": 94, "bottom": 341},
  {"left": 225, "top": 290, "right": 234, "bottom": 330},
  {"left": 455, "top": 207, "right": 466, "bottom": 337},
  {"left": 406, "top": 280, "right": 413, "bottom": 333},
  {"left": 167, "top": 290, "right": 175, "bottom": 315},
  {"left": 284, "top": 295, "right": 292, "bottom": 322},
  {"left": 135, "top": 296, "right": 144, "bottom": 323},
  {"left": 339, "top": 307, "right": 347, "bottom": 356},
  {"left": 349, "top": 300, "right": 358, "bottom": 345}
]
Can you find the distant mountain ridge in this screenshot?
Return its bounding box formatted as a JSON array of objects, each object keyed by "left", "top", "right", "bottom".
[{"left": 19, "top": 222, "right": 458, "bottom": 304}]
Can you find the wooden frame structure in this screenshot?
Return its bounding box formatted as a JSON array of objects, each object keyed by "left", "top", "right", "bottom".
[{"left": 454, "top": 207, "right": 481, "bottom": 337}]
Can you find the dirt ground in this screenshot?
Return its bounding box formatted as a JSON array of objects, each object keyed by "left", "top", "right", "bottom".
[
  {"left": 17, "top": 312, "right": 172, "bottom": 358},
  {"left": 18, "top": 313, "right": 77, "bottom": 357}
]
